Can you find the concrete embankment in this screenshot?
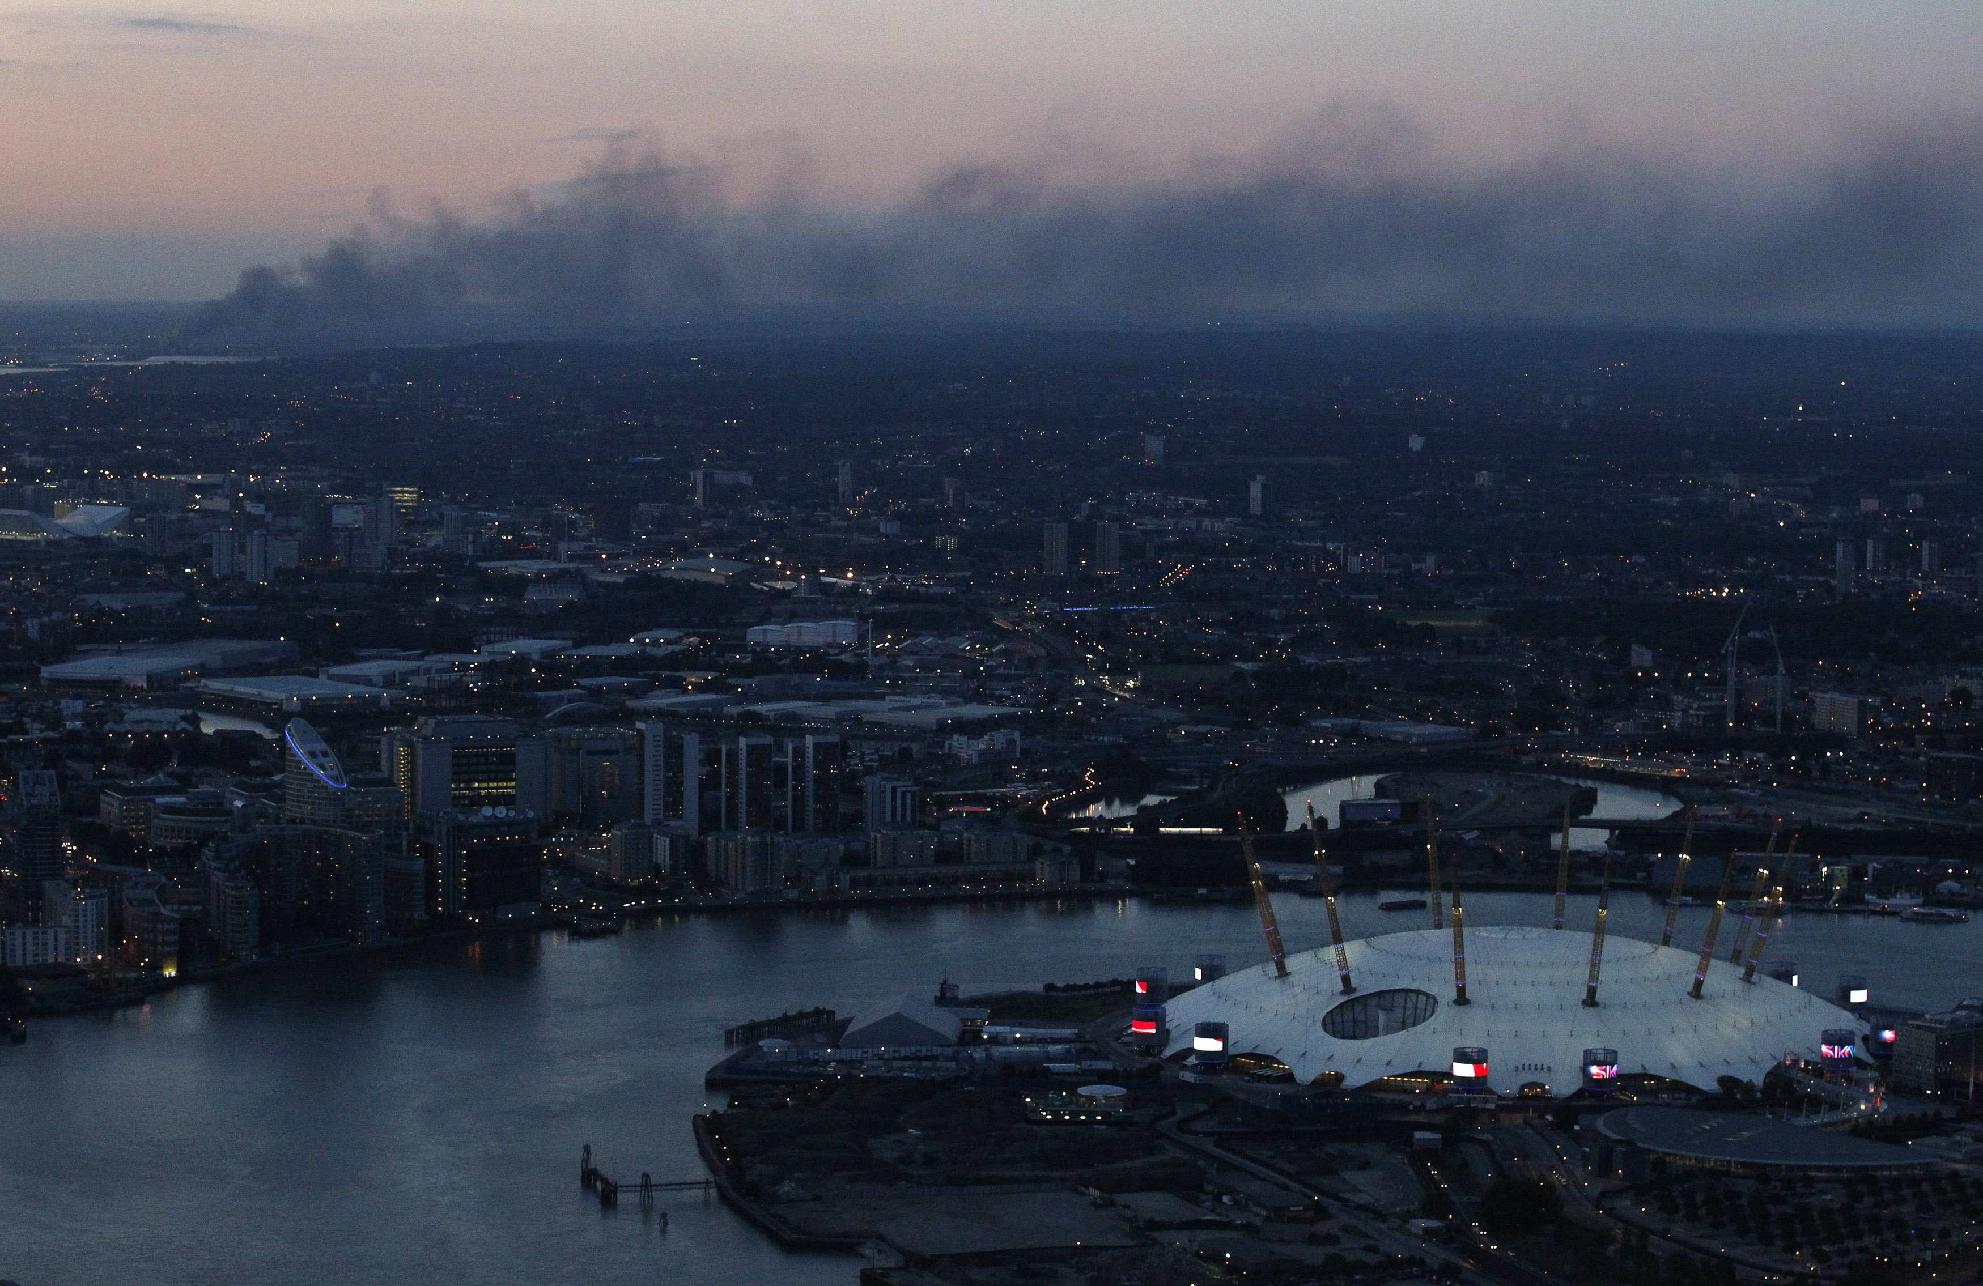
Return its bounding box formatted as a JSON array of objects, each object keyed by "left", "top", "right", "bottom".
[{"left": 691, "top": 1112, "right": 864, "bottom": 1253}]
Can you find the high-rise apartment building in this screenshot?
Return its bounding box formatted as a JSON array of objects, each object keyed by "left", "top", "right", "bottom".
[
  {"left": 547, "top": 726, "right": 640, "bottom": 824},
  {"left": 796, "top": 735, "right": 845, "bottom": 833},
  {"left": 9, "top": 770, "right": 63, "bottom": 923},
  {"left": 242, "top": 528, "right": 273, "bottom": 585},
  {"left": 283, "top": 718, "right": 349, "bottom": 826},
  {"left": 210, "top": 530, "right": 238, "bottom": 579},
  {"left": 639, "top": 721, "right": 705, "bottom": 834},
  {"left": 1042, "top": 521, "right": 1070, "bottom": 576},
  {"left": 864, "top": 776, "right": 920, "bottom": 831},
  {"left": 1093, "top": 521, "right": 1121, "bottom": 575},
  {"left": 1811, "top": 691, "right": 1869, "bottom": 739},
  {"left": 722, "top": 735, "right": 778, "bottom": 831}
]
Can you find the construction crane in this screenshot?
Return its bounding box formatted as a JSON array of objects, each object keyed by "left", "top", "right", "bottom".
[
  {"left": 1659, "top": 807, "right": 1698, "bottom": 947},
  {"left": 1584, "top": 861, "right": 1611, "bottom": 1008},
  {"left": 1689, "top": 851, "right": 1739, "bottom": 999},
  {"left": 1238, "top": 820, "right": 1288, "bottom": 980},
  {"left": 1742, "top": 878, "right": 1787, "bottom": 984},
  {"left": 1767, "top": 626, "right": 1788, "bottom": 734},
  {"left": 1722, "top": 603, "right": 1750, "bottom": 728},
  {"left": 1552, "top": 807, "right": 1572, "bottom": 930},
  {"left": 1423, "top": 796, "right": 1444, "bottom": 930},
  {"left": 1307, "top": 803, "right": 1354, "bottom": 995},
  {"left": 1451, "top": 881, "right": 1470, "bottom": 1005},
  {"left": 1726, "top": 827, "right": 1784, "bottom": 964}
]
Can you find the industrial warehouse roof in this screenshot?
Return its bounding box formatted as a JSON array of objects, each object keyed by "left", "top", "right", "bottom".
[
  {"left": 1162, "top": 925, "right": 1861, "bottom": 1094},
  {"left": 1596, "top": 1106, "right": 1927, "bottom": 1170},
  {"left": 841, "top": 993, "right": 988, "bottom": 1049},
  {"left": 198, "top": 676, "right": 393, "bottom": 709},
  {"left": 40, "top": 638, "right": 298, "bottom": 686}
]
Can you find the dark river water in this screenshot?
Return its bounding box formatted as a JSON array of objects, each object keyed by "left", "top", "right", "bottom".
[{"left": 4, "top": 892, "right": 1980, "bottom": 1284}]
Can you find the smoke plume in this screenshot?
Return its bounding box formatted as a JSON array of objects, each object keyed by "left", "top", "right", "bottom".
[{"left": 185, "top": 110, "right": 1983, "bottom": 345}]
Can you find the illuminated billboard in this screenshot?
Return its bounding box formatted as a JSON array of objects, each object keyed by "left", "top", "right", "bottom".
[
  {"left": 1451, "top": 1046, "right": 1490, "bottom": 1079},
  {"left": 1820, "top": 1042, "right": 1854, "bottom": 1060},
  {"left": 1848, "top": 988, "right": 1869, "bottom": 1005},
  {"left": 1194, "top": 1034, "right": 1226, "bottom": 1052},
  {"left": 1130, "top": 1016, "right": 1159, "bottom": 1035},
  {"left": 1134, "top": 980, "right": 1150, "bottom": 996},
  {"left": 1581, "top": 1047, "right": 1620, "bottom": 1091},
  {"left": 1875, "top": 1028, "right": 1898, "bottom": 1045}
]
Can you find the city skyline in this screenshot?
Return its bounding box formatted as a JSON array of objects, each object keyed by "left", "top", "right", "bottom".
[{"left": 10, "top": 9, "right": 1983, "bottom": 1283}]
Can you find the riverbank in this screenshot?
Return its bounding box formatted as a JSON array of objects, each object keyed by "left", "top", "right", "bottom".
[
  {"left": 14, "top": 881, "right": 1136, "bottom": 1022},
  {"left": 693, "top": 1111, "right": 865, "bottom": 1252}
]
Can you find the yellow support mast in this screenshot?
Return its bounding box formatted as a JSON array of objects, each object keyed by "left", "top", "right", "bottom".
[
  {"left": 1584, "top": 862, "right": 1610, "bottom": 1007},
  {"left": 1424, "top": 796, "right": 1444, "bottom": 930},
  {"left": 1307, "top": 803, "right": 1354, "bottom": 995},
  {"left": 1689, "top": 851, "right": 1739, "bottom": 999},
  {"left": 1552, "top": 807, "right": 1572, "bottom": 929},
  {"left": 1659, "top": 807, "right": 1698, "bottom": 947},
  {"left": 1742, "top": 878, "right": 1787, "bottom": 984},
  {"left": 1239, "top": 820, "right": 1288, "bottom": 980},
  {"left": 1726, "top": 826, "right": 1784, "bottom": 964},
  {"left": 1451, "top": 881, "right": 1470, "bottom": 1005}
]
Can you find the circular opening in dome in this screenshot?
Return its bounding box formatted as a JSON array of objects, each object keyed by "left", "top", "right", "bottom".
[{"left": 1321, "top": 988, "right": 1440, "bottom": 1040}]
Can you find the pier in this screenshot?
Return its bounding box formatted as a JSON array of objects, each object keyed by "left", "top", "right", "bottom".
[
  {"left": 722, "top": 1006, "right": 838, "bottom": 1048},
  {"left": 578, "top": 1143, "right": 712, "bottom": 1211}
]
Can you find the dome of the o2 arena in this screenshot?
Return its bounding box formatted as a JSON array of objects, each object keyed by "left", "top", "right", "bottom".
[{"left": 1161, "top": 925, "right": 1862, "bottom": 1095}]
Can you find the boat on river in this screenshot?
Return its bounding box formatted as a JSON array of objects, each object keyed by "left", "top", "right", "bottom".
[{"left": 1903, "top": 907, "right": 1971, "bottom": 924}]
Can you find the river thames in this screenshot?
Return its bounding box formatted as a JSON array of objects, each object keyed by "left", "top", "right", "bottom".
[{"left": 4, "top": 892, "right": 1979, "bottom": 1284}]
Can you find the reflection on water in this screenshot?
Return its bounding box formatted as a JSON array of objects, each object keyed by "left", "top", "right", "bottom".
[
  {"left": 1281, "top": 772, "right": 1682, "bottom": 849},
  {"left": 1281, "top": 775, "right": 1381, "bottom": 828},
  {"left": 1071, "top": 791, "right": 1176, "bottom": 819},
  {"left": 197, "top": 710, "right": 279, "bottom": 739}
]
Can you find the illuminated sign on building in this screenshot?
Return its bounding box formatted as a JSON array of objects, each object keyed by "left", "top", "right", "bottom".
[
  {"left": 1452, "top": 1059, "right": 1489, "bottom": 1079},
  {"left": 1875, "top": 1028, "right": 1898, "bottom": 1045},
  {"left": 1821, "top": 1042, "right": 1854, "bottom": 1060},
  {"left": 1130, "top": 1016, "right": 1159, "bottom": 1035},
  {"left": 1193, "top": 1034, "right": 1226, "bottom": 1053},
  {"left": 1134, "top": 979, "right": 1150, "bottom": 996},
  {"left": 1586, "top": 1062, "right": 1618, "bottom": 1081},
  {"left": 1848, "top": 988, "right": 1870, "bottom": 1005}
]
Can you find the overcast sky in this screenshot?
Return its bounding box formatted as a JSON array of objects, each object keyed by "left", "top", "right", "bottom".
[{"left": 6, "top": 2, "right": 1983, "bottom": 309}]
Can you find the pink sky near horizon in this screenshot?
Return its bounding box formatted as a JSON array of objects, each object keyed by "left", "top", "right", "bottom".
[{"left": 4, "top": 1, "right": 1982, "bottom": 299}]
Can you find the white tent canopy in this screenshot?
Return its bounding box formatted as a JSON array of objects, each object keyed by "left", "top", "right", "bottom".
[{"left": 1163, "top": 925, "right": 1860, "bottom": 1093}]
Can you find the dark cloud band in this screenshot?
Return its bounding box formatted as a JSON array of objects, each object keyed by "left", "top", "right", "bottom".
[{"left": 183, "top": 109, "right": 1983, "bottom": 345}]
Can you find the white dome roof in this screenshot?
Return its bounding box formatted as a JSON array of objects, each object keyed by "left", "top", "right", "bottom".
[{"left": 1162, "top": 925, "right": 1861, "bottom": 1093}]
